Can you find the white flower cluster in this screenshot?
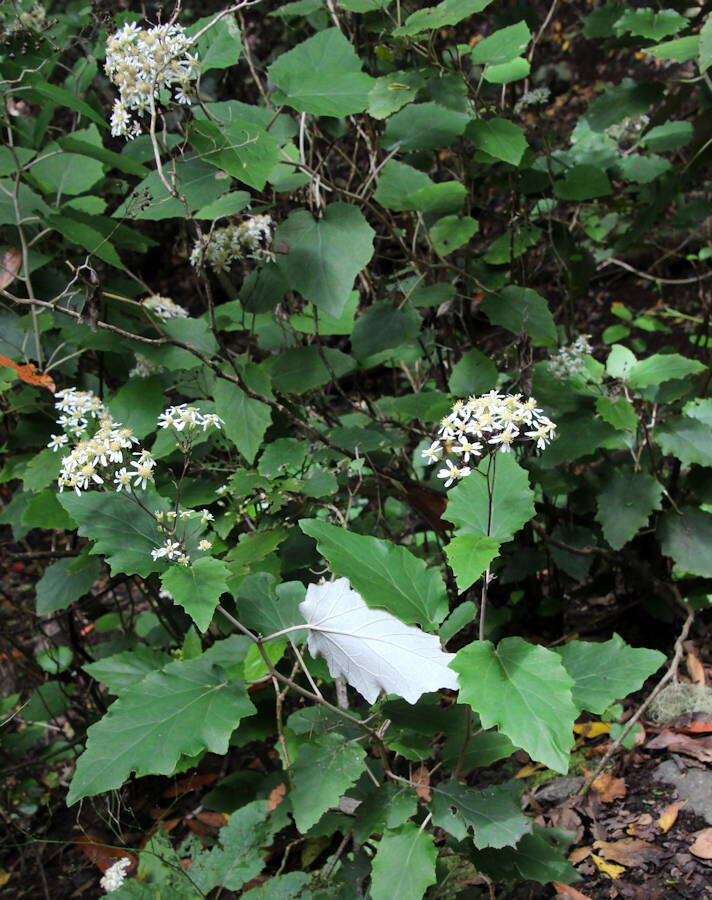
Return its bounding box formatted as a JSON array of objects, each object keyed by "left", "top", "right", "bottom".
[
  {"left": 547, "top": 334, "right": 592, "bottom": 380},
  {"left": 141, "top": 294, "right": 189, "bottom": 321},
  {"left": 105, "top": 22, "right": 198, "bottom": 138},
  {"left": 100, "top": 857, "right": 131, "bottom": 893},
  {"left": 189, "top": 216, "right": 275, "bottom": 271},
  {"left": 53, "top": 387, "right": 105, "bottom": 436},
  {"left": 422, "top": 391, "right": 557, "bottom": 486},
  {"left": 514, "top": 87, "right": 550, "bottom": 114},
  {"left": 129, "top": 353, "right": 163, "bottom": 379},
  {"left": 157, "top": 404, "right": 223, "bottom": 434},
  {"left": 150, "top": 507, "right": 214, "bottom": 564}
]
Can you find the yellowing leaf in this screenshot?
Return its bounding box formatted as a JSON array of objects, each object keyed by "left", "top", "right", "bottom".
[
  {"left": 573, "top": 721, "right": 611, "bottom": 739},
  {"left": 591, "top": 854, "right": 624, "bottom": 879},
  {"left": 658, "top": 800, "right": 686, "bottom": 833}
]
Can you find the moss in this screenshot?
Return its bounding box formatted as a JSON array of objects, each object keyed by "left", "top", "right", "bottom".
[{"left": 649, "top": 682, "right": 712, "bottom": 723}]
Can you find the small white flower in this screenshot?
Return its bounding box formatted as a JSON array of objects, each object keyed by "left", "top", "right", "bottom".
[
  {"left": 48, "top": 433, "right": 68, "bottom": 452},
  {"left": 100, "top": 856, "right": 131, "bottom": 893},
  {"left": 421, "top": 440, "right": 443, "bottom": 464},
  {"left": 114, "top": 468, "right": 132, "bottom": 492},
  {"left": 198, "top": 539, "right": 212, "bottom": 551},
  {"left": 451, "top": 437, "right": 483, "bottom": 463},
  {"left": 437, "top": 459, "right": 461, "bottom": 488},
  {"left": 200, "top": 509, "right": 214, "bottom": 524}
]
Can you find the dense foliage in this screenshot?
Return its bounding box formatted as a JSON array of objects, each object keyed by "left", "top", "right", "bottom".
[{"left": 1, "top": 0, "right": 710, "bottom": 896}]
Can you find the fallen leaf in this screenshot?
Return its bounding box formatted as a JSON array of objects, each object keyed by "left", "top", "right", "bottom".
[
  {"left": 690, "top": 828, "right": 712, "bottom": 860},
  {"left": 299, "top": 578, "right": 458, "bottom": 704},
  {"left": 593, "top": 838, "right": 663, "bottom": 867},
  {"left": 574, "top": 721, "right": 611, "bottom": 739},
  {"left": 74, "top": 834, "right": 136, "bottom": 873},
  {"left": 591, "top": 853, "right": 624, "bottom": 879},
  {"left": 412, "top": 764, "right": 431, "bottom": 802},
  {"left": 552, "top": 883, "right": 593, "bottom": 900},
  {"left": 685, "top": 720, "right": 712, "bottom": 734},
  {"left": 0, "top": 248, "right": 20, "bottom": 289},
  {"left": 185, "top": 818, "right": 215, "bottom": 837},
  {"left": 267, "top": 783, "right": 286, "bottom": 812},
  {"left": 686, "top": 650, "right": 706, "bottom": 685},
  {"left": 568, "top": 846, "right": 592, "bottom": 865},
  {"left": 646, "top": 731, "right": 712, "bottom": 763},
  {"left": 0, "top": 354, "right": 55, "bottom": 393},
  {"left": 162, "top": 772, "right": 219, "bottom": 797},
  {"left": 591, "top": 771, "right": 626, "bottom": 802},
  {"left": 514, "top": 763, "right": 542, "bottom": 778},
  {"left": 658, "top": 800, "right": 686, "bottom": 833},
  {"left": 194, "top": 811, "right": 228, "bottom": 827}
]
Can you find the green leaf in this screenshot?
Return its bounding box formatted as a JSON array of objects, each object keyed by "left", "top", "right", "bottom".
[
  {"left": 683, "top": 398, "right": 712, "bottom": 426},
  {"left": 655, "top": 416, "right": 712, "bottom": 467},
  {"left": 213, "top": 380, "right": 272, "bottom": 465},
  {"left": 369, "top": 823, "right": 437, "bottom": 900},
  {"left": 194, "top": 191, "right": 251, "bottom": 220},
  {"left": 614, "top": 8, "right": 687, "bottom": 41},
  {"left": 189, "top": 118, "right": 281, "bottom": 191},
  {"left": 107, "top": 376, "right": 165, "bottom": 439},
  {"left": 44, "top": 210, "right": 124, "bottom": 270},
  {"left": 290, "top": 292, "right": 358, "bottom": 335},
  {"left": 448, "top": 348, "right": 498, "bottom": 395},
  {"left": 481, "top": 286, "right": 557, "bottom": 346},
  {"left": 21, "top": 490, "right": 75, "bottom": 531},
  {"left": 268, "top": 28, "right": 374, "bottom": 117},
  {"left": 26, "top": 79, "right": 106, "bottom": 128},
  {"left": 83, "top": 647, "right": 171, "bottom": 695},
  {"left": 431, "top": 780, "right": 530, "bottom": 848},
  {"left": 271, "top": 346, "right": 356, "bottom": 394},
  {"left": 30, "top": 149, "right": 103, "bottom": 197},
  {"left": 289, "top": 733, "right": 366, "bottom": 832},
  {"left": 595, "top": 468, "right": 663, "bottom": 550},
  {"left": 429, "top": 215, "right": 478, "bottom": 255},
  {"left": 67, "top": 644, "right": 256, "bottom": 804},
  {"left": 351, "top": 302, "right": 421, "bottom": 360},
  {"left": 191, "top": 800, "right": 279, "bottom": 892},
  {"left": 188, "top": 13, "right": 242, "bottom": 71},
  {"left": 483, "top": 225, "right": 541, "bottom": 264},
  {"left": 606, "top": 343, "right": 637, "bottom": 379},
  {"left": 368, "top": 70, "right": 425, "bottom": 119},
  {"left": 595, "top": 396, "right": 637, "bottom": 432},
  {"left": 58, "top": 489, "right": 170, "bottom": 577},
  {"left": 275, "top": 203, "right": 375, "bottom": 318},
  {"left": 657, "top": 507, "right": 712, "bottom": 577},
  {"left": 446, "top": 453, "right": 535, "bottom": 542},
  {"left": 627, "top": 353, "right": 705, "bottom": 389},
  {"left": 700, "top": 13, "right": 712, "bottom": 72},
  {"left": 483, "top": 57, "right": 530, "bottom": 83},
  {"left": 300, "top": 518, "right": 448, "bottom": 626},
  {"left": 471, "top": 828, "right": 578, "bottom": 884},
  {"left": 373, "top": 160, "right": 465, "bottom": 215},
  {"left": 555, "top": 164, "right": 612, "bottom": 200},
  {"left": 445, "top": 534, "right": 501, "bottom": 592},
  {"left": 471, "top": 21, "right": 530, "bottom": 64},
  {"left": 452, "top": 637, "right": 577, "bottom": 772},
  {"left": 393, "top": 0, "right": 492, "bottom": 37},
  {"left": 235, "top": 573, "right": 306, "bottom": 639},
  {"left": 556, "top": 634, "right": 665, "bottom": 714},
  {"left": 645, "top": 35, "right": 699, "bottom": 62},
  {"left": 618, "top": 154, "right": 671, "bottom": 184},
  {"left": 36, "top": 556, "right": 101, "bottom": 616},
  {"left": 468, "top": 118, "right": 527, "bottom": 165},
  {"left": 113, "top": 159, "right": 228, "bottom": 221},
  {"left": 383, "top": 102, "right": 470, "bottom": 152},
  {"left": 640, "top": 121, "right": 694, "bottom": 152},
  {"left": 161, "top": 557, "right": 230, "bottom": 632}
]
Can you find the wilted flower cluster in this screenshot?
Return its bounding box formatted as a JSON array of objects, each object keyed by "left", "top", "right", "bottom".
[
  {"left": 141, "top": 294, "right": 189, "bottom": 321},
  {"left": 4, "top": 2, "right": 46, "bottom": 35},
  {"left": 548, "top": 334, "right": 592, "bottom": 380},
  {"left": 100, "top": 857, "right": 131, "bottom": 893},
  {"left": 105, "top": 22, "right": 198, "bottom": 138},
  {"left": 514, "top": 87, "right": 550, "bottom": 115},
  {"left": 129, "top": 353, "right": 163, "bottom": 379},
  {"left": 189, "top": 216, "right": 275, "bottom": 271},
  {"left": 151, "top": 506, "right": 214, "bottom": 564},
  {"left": 422, "top": 391, "right": 557, "bottom": 487}
]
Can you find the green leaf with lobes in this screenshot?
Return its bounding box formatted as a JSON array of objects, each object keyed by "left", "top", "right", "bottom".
[
  {"left": 161, "top": 557, "right": 230, "bottom": 632},
  {"left": 300, "top": 519, "right": 448, "bottom": 626},
  {"left": 452, "top": 637, "right": 577, "bottom": 773},
  {"left": 369, "top": 823, "right": 437, "bottom": 900},
  {"left": 67, "top": 643, "right": 256, "bottom": 804},
  {"left": 445, "top": 534, "right": 501, "bottom": 592},
  {"left": 595, "top": 468, "right": 663, "bottom": 550},
  {"left": 213, "top": 380, "right": 272, "bottom": 465},
  {"left": 430, "top": 779, "right": 531, "bottom": 848}
]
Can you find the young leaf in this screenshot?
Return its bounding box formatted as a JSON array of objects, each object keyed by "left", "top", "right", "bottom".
[
  {"left": 289, "top": 732, "right": 366, "bottom": 833},
  {"left": 452, "top": 638, "right": 577, "bottom": 773},
  {"left": 556, "top": 634, "right": 665, "bottom": 714},
  {"left": 595, "top": 468, "right": 663, "bottom": 550},
  {"left": 627, "top": 353, "right": 705, "bottom": 389},
  {"left": 300, "top": 519, "right": 448, "bottom": 625},
  {"left": 213, "top": 380, "right": 272, "bottom": 465},
  {"left": 471, "top": 21, "right": 531, "bottom": 64},
  {"left": 298, "top": 578, "right": 458, "bottom": 704},
  {"left": 161, "top": 557, "right": 230, "bottom": 632},
  {"left": 275, "top": 204, "right": 375, "bottom": 318},
  {"left": 446, "top": 453, "right": 535, "bottom": 542},
  {"left": 68, "top": 645, "right": 256, "bottom": 804},
  {"left": 430, "top": 779, "right": 531, "bottom": 848},
  {"left": 369, "top": 823, "right": 437, "bottom": 900},
  {"left": 445, "top": 534, "right": 501, "bottom": 592}
]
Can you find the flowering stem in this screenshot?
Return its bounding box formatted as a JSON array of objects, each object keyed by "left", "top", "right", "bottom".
[{"left": 478, "top": 452, "right": 497, "bottom": 642}]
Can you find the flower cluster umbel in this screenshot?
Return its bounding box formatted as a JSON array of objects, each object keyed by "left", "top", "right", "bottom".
[
  {"left": 423, "top": 391, "right": 557, "bottom": 486},
  {"left": 151, "top": 507, "right": 214, "bottom": 565},
  {"left": 105, "top": 22, "right": 198, "bottom": 138},
  {"left": 141, "top": 294, "right": 189, "bottom": 321},
  {"left": 99, "top": 856, "right": 132, "bottom": 893},
  {"left": 547, "top": 334, "right": 592, "bottom": 380},
  {"left": 190, "top": 216, "right": 275, "bottom": 271}
]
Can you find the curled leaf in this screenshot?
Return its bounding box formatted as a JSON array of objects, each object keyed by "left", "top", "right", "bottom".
[
  {"left": 0, "top": 248, "right": 21, "bottom": 289},
  {"left": 299, "top": 578, "right": 459, "bottom": 704}
]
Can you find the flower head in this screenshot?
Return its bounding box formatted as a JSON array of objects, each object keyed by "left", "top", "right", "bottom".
[{"left": 100, "top": 857, "right": 132, "bottom": 893}]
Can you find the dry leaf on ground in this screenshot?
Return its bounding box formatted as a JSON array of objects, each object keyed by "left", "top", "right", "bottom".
[
  {"left": 568, "top": 846, "right": 592, "bottom": 865},
  {"left": 573, "top": 721, "right": 610, "bottom": 739},
  {"left": 0, "top": 354, "right": 56, "bottom": 392},
  {"left": 689, "top": 828, "right": 712, "bottom": 860},
  {"left": 646, "top": 732, "right": 712, "bottom": 763},
  {"left": 658, "top": 800, "right": 686, "bottom": 833},
  {"left": 593, "top": 838, "right": 664, "bottom": 866},
  {"left": 74, "top": 834, "right": 136, "bottom": 873},
  {"left": 552, "top": 883, "right": 593, "bottom": 900},
  {"left": 591, "top": 853, "right": 624, "bottom": 879},
  {"left": 590, "top": 771, "right": 627, "bottom": 802}
]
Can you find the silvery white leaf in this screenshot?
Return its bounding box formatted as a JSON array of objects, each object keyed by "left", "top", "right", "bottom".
[{"left": 299, "top": 578, "right": 459, "bottom": 705}]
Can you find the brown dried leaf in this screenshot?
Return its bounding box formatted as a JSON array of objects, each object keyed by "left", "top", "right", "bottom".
[
  {"left": 591, "top": 771, "right": 627, "bottom": 803},
  {"left": 593, "top": 838, "right": 664, "bottom": 867},
  {"left": 74, "top": 834, "right": 136, "bottom": 873},
  {"left": 267, "top": 783, "right": 286, "bottom": 812},
  {"left": 646, "top": 732, "right": 712, "bottom": 763},
  {"left": 690, "top": 828, "right": 712, "bottom": 860},
  {"left": 194, "top": 811, "right": 228, "bottom": 828},
  {"left": 0, "top": 354, "right": 55, "bottom": 392},
  {"left": 658, "top": 800, "right": 686, "bottom": 833},
  {"left": 162, "top": 772, "right": 219, "bottom": 797},
  {"left": 568, "top": 846, "right": 592, "bottom": 865},
  {"left": 686, "top": 651, "right": 706, "bottom": 685},
  {"left": 552, "top": 883, "right": 593, "bottom": 900},
  {"left": 412, "top": 764, "right": 431, "bottom": 802},
  {"left": 0, "top": 248, "right": 20, "bottom": 289}
]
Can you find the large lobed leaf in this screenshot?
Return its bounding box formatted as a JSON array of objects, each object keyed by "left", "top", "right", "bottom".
[
  {"left": 369, "top": 823, "right": 437, "bottom": 900},
  {"left": 595, "top": 468, "right": 663, "bottom": 550},
  {"left": 431, "top": 779, "right": 531, "bottom": 848}
]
